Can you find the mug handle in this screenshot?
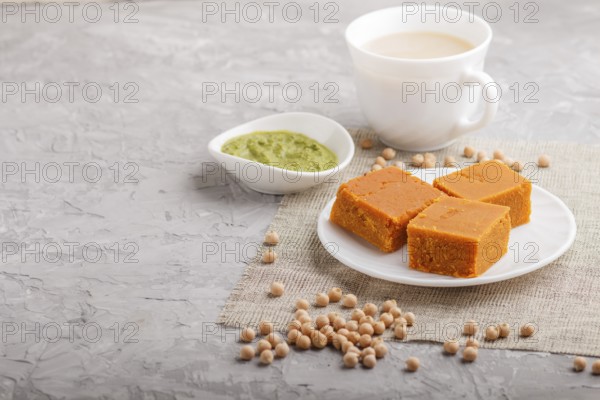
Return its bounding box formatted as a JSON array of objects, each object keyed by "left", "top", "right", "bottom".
[{"left": 453, "top": 70, "right": 499, "bottom": 137}]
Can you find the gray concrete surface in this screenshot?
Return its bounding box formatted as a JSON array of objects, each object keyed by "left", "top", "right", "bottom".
[{"left": 0, "top": 0, "right": 599, "bottom": 399}]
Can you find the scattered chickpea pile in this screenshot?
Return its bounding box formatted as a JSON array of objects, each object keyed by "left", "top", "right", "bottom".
[
  {"left": 239, "top": 276, "right": 422, "bottom": 370},
  {"left": 239, "top": 323, "right": 290, "bottom": 365},
  {"left": 284, "top": 293, "right": 419, "bottom": 370},
  {"left": 253, "top": 221, "right": 599, "bottom": 372},
  {"left": 359, "top": 138, "right": 551, "bottom": 174},
  {"left": 449, "top": 320, "right": 534, "bottom": 362}
]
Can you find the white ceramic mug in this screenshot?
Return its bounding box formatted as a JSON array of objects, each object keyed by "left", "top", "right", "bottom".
[{"left": 346, "top": 5, "right": 498, "bottom": 151}]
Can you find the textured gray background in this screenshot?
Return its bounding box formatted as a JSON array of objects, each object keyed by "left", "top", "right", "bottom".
[{"left": 0, "top": 0, "right": 599, "bottom": 399}]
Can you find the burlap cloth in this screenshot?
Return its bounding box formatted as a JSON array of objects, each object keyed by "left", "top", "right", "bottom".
[{"left": 219, "top": 129, "right": 600, "bottom": 356}]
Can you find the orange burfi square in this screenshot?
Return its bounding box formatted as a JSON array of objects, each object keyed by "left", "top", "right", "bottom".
[
  {"left": 330, "top": 167, "right": 444, "bottom": 253},
  {"left": 407, "top": 197, "right": 511, "bottom": 278},
  {"left": 433, "top": 161, "right": 531, "bottom": 227}
]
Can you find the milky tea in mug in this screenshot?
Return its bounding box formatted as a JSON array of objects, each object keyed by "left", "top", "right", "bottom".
[
  {"left": 363, "top": 31, "right": 474, "bottom": 60},
  {"left": 346, "top": 6, "right": 499, "bottom": 151}
]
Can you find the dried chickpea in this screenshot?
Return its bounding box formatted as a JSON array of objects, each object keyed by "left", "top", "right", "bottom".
[
  {"left": 465, "top": 337, "right": 480, "bottom": 348},
  {"left": 424, "top": 152, "right": 436, "bottom": 162},
  {"left": 443, "top": 340, "right": 460, "bottom": 355},
  {"left": 363, "top": 303, "right": 378, "bottom": 317},
  {"left": 463, "top": 346, "right": 478, "bottom": 362},
  {"left": 262, "top": 249, "right": 277, "bottom": 263},
  {"left": 239, "top": 345, "right": 255, "bottom": 361},
  {"left": 296, "top": 335, "right": 311, "bottom": 350},
  {"left": 393, "top": 161, "right": 405, "bottom": 169},
  {"left": 343, "top": 352, "right": 359, "bottom": 368},
  {"left": 504, "top": 157, "right": 514, "bottom": 168},
  {"left": 412, "top": 154, "right": 425, "bottom": 167},
  {"left": 264, "top": 231, "right": 279, "bottom": 245},
  {"left": 287, "top": 320, "right": 301, "bottom": 332},
  {"left": 342, "top": 294, "right": 358, "bottom": 308},
  {"left": 394, "top": 317, "right": 408, "bottom": 328},
  {"left": 351, "top": 309, "right": 365, "bottom": 321},
  {"left": 266, "top": 332, "right": 282, "bottom": 347},
  {"left": 337, "top": 328, "right": 350, "bottom": 337},
  {"left": 275, "top": 342, "right": 290, "bottom": 358},
  {"left": 370, "top": 337, "right": 384, "bottom": 348},
  {"left": 359, "top": 334, "right": 372, "bottom": 348},
  {"left": 315, "top": 314, "right": 329, "bottom": 329},
  {"left": 404, "top": 312, "right": 415, "bottom": 326},
  {"left": 362, "top": 347, "right": 376, "bottom": 358},
  {"left": 359, "top": 323, "right": 375, "bottom": 336},
  {"left": 592, "top": 360, "right": 600, "bottom": 375},
  {"left": 373, "top": 321, "right": 386, "bottom": 335},
  {"left": 424, "top": 153, "right": 436, "bottom": 168},
  {"left": 240, "top": 327, "right": 256, "bottom": 342},
  {"left": 295, "top": 298, "right": 309, "bottom": 310},
  {"left": 347, "top": 331, "right": 361, "bottom": 344},
  {"left": 320, "top": 325, "right": 334, "bottom": 337},
  {"left": 463, "top": 320, "right": 478, "bottom": 336},
  {"left": 259, "top": 349, "right": 274, "bottom": 365},
  {"left": 512, "top": 161, "right": 524, "bottom": 172},
  {"left": 311, "top": 331, "right": 328, "bottom": 349},
  {"left": 362, "top": 354, "right": 377, "bottom": 369},
  {"left": 359, "top": 316, "right": 375, "bottom": 326},
  {"left": 375, "top": 156, "right": 387, "bottom": 167},
  {"left": 381, "top": 300, "right": 396, "bottom": 313},
  {"left": 294, "top": 308, "right": 308, "bottom": 317},
  {"left": 476, "top": 150, "right": 487, "bottom": 162},
  {"left": 360, "top": 138, "right": 373, "bottom": 149},
  {"left": 333, "top": 334, "right": 348, "bottom": 350},
  {"left": 346, "top": 320, "right": 359, "bottom": 332},
  {"left": 464, "top": 146, "right": 476, "bottom": 158},
  {"left": 298, "top": 314, "right": 312, "bottom": 324},
  {"left": 259, "top": 321, "right": 274, "bottom": 336},
  {"left": 371, "top": 164, "right": 383, "bottom": 172},
  {"left": 380, "top": 313, "right": 394, "bottom": 328},
  {"left": 485, "top": 326, "right": 499, "bottom": 341},
  {"left": 374, "top": 343, "right": 388, "bottom": 358},
  {"left": 406, "top": 357, "right": 420, "bottom": 372},
  {"left": 493, "top": 149, "right": 504, "bottom": 161},
  {"left": 573, "top": 356, "right": 587, "bottom": 372},
  {"left": 341, "top": 341, "right": 354, "bottom": 354},
  {"left": 520, "top": 324, "right": 535, "bottom": 337},
  {"left": 270, "top": 281, "right": 284, "bottom": 297},
  {"left": 390, "top": 307, "right": 402, "bottom": 319},
  {"left": 333, "top": 317, "right": 347, "bottom": 331},
  {"left": 256, "top": 339, "right": 272, "bottom": 354},
  {"left": 394, "top": 324, "right": 407, "bottom": 339},
  {"left": 498, "top": 323, "right": 510, "bottom": 338},
  {"left": 382, "top": 148, "right": 396, "bottom": 160},
  {"left": 301, "top": 322, "right": 314, "bottom": 336},
  {"left": 538, "top": 154, "right": 551, "bottom": 168},
  {"left": 444, "top": 155, "right": 456, "bottom": 167},
  {"left": 348, "top": 346, "right": 362, "bottom": 357},
  {"left": 325, "top": 312, "right": 336, "bottom": 324},
  {"left": 328, "top": 287, "right": 342, "bottom": 302},
  {"left": 287, "top": 329, "right": 301, "bottom": 344},
  {"left": 315, "top": 293, "right": 330, "bottom": 307}
]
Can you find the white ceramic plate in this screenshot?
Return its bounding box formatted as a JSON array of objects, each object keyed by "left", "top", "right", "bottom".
[{"left": 317, "top": 168, "right": 577, "bottom": 287}]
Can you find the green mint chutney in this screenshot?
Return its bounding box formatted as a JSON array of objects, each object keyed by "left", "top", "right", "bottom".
[{"left": 221, "top": 130, "right": 338, "bottom": 172}]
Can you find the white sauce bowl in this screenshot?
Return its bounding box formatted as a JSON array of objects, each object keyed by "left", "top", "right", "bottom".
[{"left": 207, "top": 112, "right": 355, "bottom": 195}]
